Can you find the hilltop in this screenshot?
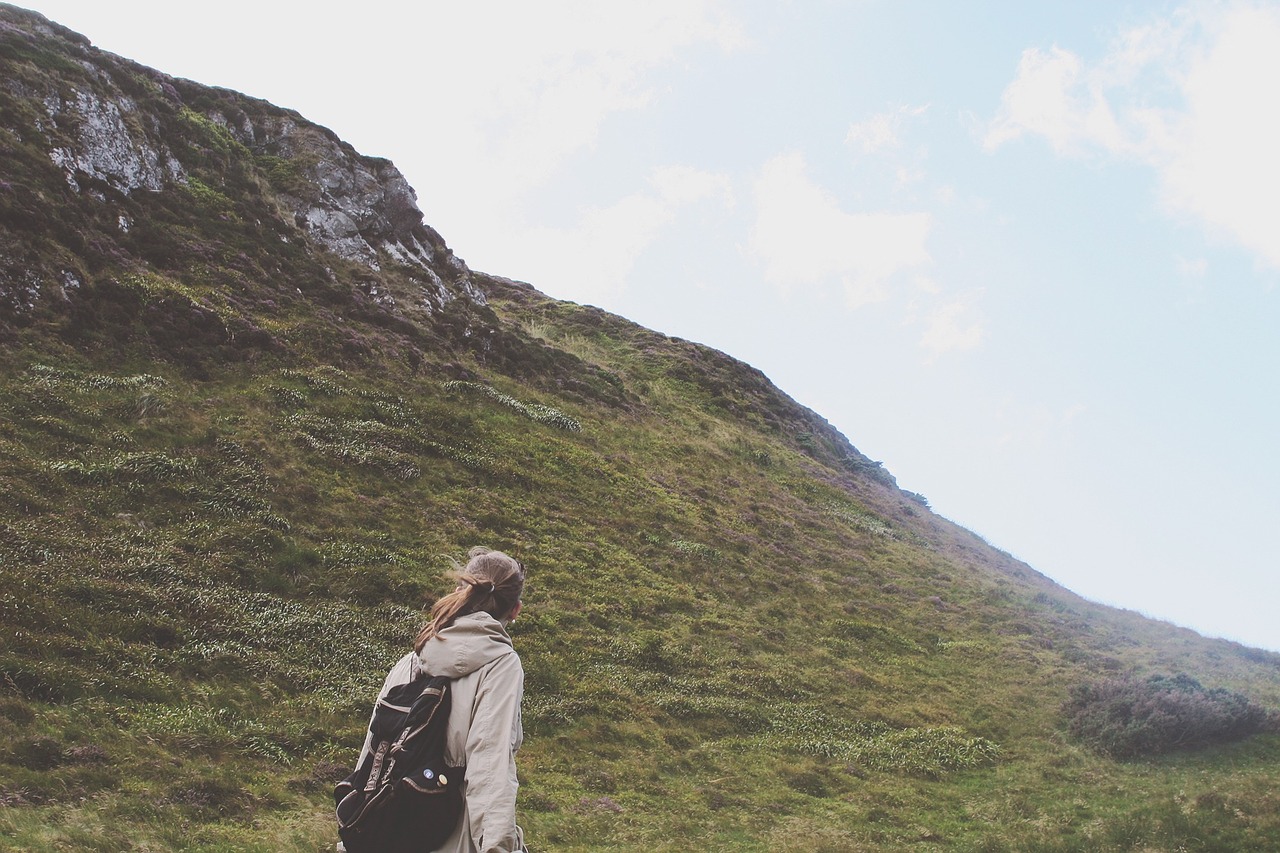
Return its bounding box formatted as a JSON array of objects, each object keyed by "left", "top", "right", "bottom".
[{"left": 2, "top": 5, "right": 1279, "bottom": 850}]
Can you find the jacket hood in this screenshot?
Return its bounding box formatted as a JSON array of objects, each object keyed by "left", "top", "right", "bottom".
[{"left": 413, "top": 611, "right": 514, "bottom": 679}]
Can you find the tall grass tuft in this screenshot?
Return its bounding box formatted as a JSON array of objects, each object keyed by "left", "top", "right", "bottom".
[{"left": 444, "top": 380, "right": 581, "bottom": 431}]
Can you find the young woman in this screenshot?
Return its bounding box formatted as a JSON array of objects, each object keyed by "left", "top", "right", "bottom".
[{"left": 358, "top": 547, "right": 528, "bottom": 853}]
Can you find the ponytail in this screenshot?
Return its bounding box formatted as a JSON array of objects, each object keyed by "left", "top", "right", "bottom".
[{"left": 414, "top": 547, "right": 526, "bottom": 652}]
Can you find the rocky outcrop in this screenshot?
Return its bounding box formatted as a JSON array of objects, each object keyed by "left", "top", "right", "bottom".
[
  {"left": 43, "top": 85, "right": 186, "bottom": 195},
  {"left": 203, "top": 108, "right": 486, "bottom": 308},
  {"left": 0, "top": 3, "right": 481, "bottom": 319}
]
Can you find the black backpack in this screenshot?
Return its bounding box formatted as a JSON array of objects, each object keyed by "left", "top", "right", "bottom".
[{"left": 335, "top": 673, "right": 466, "bottom": 852}]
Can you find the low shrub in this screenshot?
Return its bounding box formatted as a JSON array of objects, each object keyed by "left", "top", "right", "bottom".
[{"left": 1063, "top": 673, "right": 1280, "bottom": 758}]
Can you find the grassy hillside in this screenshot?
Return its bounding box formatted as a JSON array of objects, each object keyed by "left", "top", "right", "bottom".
[{"left": 3, "top": 5, "right": 1279, "bottom": 850}]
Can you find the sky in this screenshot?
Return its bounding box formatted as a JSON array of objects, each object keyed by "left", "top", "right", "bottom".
[{"left": 16, "top": 1, "right": 1280, "bottom": 651}]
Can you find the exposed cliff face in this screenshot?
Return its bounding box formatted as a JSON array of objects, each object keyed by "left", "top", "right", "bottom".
[
  {"left": 202, "top": 106, "right": 483, "bottom": 305},
  {"left": 0, "top": 3, "right": 480, "bottom": 325},
  {"left": 43, "top": 84, "right": 186, "bottom": 195}
]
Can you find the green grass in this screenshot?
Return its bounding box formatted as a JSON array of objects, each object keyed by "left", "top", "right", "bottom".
[{"left": 4, "top": 343, "right": 1278, "bottom": 851}]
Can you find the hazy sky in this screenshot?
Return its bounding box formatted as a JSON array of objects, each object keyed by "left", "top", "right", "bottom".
[{"left": 18, "top": 1, "right": 1280, "bottom": 651}]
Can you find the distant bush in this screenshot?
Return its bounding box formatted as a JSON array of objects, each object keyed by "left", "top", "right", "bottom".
[
  {"left": 1064, "top": 673, "right": 1279, "bottom": 758},
  {"left": 901, "top": 490, "right": 929, "bottom": 508},
  {"left": 841, "top": 455, "right": 897, "bottom": 487}
]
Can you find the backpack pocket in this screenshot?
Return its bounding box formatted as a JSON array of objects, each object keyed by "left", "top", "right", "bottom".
[{"left": 388, "top": 763, "right": 466, "bottom": 850}]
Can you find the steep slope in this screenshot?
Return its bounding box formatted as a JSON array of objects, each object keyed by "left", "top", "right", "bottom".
[{"left": 2, "top": 6, "right": 1279, "bottom": 851}]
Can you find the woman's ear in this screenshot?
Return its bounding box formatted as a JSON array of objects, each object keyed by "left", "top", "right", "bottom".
[{"left": 509, "top": 601, "right": 523, "bottom": 622}]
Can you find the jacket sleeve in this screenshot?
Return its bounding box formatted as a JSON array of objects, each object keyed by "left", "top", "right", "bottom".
[{"left": 465, "top": 651, "right": 525, "bottom": 853}]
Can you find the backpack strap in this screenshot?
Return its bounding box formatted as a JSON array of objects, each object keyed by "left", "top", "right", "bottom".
[{"left": 364, "top": 740, "right": 390, "bottom": 793}]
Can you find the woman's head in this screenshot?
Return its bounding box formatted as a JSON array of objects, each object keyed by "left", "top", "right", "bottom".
[{"left": 415, "top": 547, "right": 526, "bottom": 651}]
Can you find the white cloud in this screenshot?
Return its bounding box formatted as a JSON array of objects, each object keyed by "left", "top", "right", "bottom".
[
  {"left": 846, "top": 105, "right": 929, "bottom": 154},
  {"left": 748, "top": 151, "right": 931, "bottom": 309},
  {"left": 500, "top": 164, "right": 733, "bottom": 302},
  {"left": 846, "top": 113, "right": 898, "bottom": 154},
  {"left": 984, "top": 2, "right": 1280, "bottom": 269},
  {"left": 918, "top": 291, "right": 986, "bottom": 358},
  {"left": 1159, "top": 6, "right": 1280, "bottom": 266},
  {"left": 419, "top": 1, "right": 748, "bottom": 204},
  {"left": 895, "top": 166, "right": 927, "bottom": 186},
  {"left": 983, "top": 46, "right": 1128, "bottom": 155},
  {"left": 913, "top": 274, "right": 943, "bottom": 296},
  {"left": 1175, "top": 255, "right": 1208, "bottom": 277},
  {"left": 649, "top": 164, "right": 735, "bottom": 208},
  {"left": 848, "top": 106, "right": 931, "bottom": 190}
]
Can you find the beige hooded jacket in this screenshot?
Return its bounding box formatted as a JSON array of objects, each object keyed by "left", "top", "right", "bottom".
[{"left": 360, "top": 612, "right": 526, "bottom": 853}]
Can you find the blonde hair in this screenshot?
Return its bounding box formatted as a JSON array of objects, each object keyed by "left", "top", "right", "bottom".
[{"left": 414, "top": 547, "right": 526, "bottom": 652}]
